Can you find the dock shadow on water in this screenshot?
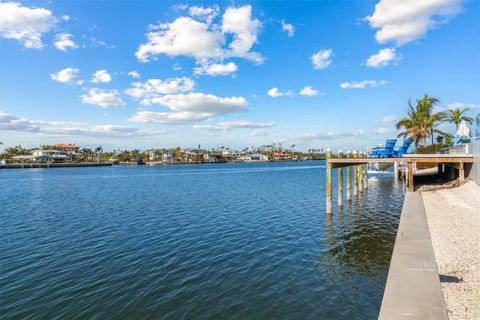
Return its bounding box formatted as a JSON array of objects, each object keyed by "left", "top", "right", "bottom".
[{"left": 0, "top": 161, "right": 404, "bottom": 320}]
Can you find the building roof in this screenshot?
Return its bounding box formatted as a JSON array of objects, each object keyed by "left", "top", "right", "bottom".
[{"left": 53, "top": 143, "right": 80, "bottom": 148}]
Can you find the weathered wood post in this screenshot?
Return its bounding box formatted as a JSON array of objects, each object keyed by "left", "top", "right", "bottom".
[
  {"left": 363, "top": 164, "right": 368, "bottom": 189},
  {"left": 346, "top": 166, "right": 351, "bottom": 201},
  {"left": 358, "top": 165, "right": 363, "bottom": 193},
  {"left": 407, "top": 162, "right": 414, "bottom": 192},
  {"left": 338, "top": 167, "right": 343, "bottom": 207},
  {"left": 326, "top": 153, "right": 332, "bottom": 214},
  {"left": 353, "top": 165, "right": 358, "bottom": 196},
  {"left": 459, "top": 162, "right": 464, "bottom": 184}
]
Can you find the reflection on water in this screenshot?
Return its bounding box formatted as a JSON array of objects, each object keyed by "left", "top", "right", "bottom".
[{"left": 0, "top": 161, "right": 403, "bottom": 319}]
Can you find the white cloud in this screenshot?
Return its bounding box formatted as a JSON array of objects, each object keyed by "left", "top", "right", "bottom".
[
  {"left": 135, "top": 16, "right": 224, "bottom": 63},
  {"left": 251, "top": 129, "right": 269, "bottom": 137},
  {"left": 376, "top": 115, "right": 398, "bottom": 123},
  {"left": 222, "top": 5, "right": 264, "bottom": 64},
  {"left": 297, "top": 128, "right": 390, "bottom": 141},
  {"left": 125, "top": 77, "right": 195, "bottom": 103},
  {"left": 193, "top": 120, "right": 274, "bottom": 131},
  {"left": 365, "top": 0, "right": 462, "bottom": 46},
  {"left": 340, "top": 80, "right": 386, "bottom": 89},
  {"left": 53, "top": 33, "right": 78, "bottom": 51},
  {"left": 0, "top": 2, "right": 56, "bottom": 48},
  {"left": 188, "top": 5, "right": 219, "bottom": 24},
  {"left": 267, "top": 87, "right": 292, "bottom": 98},
  {"left": 447, "top": 102, "right": 480, "bottom": 110},
  {"left": 91, "top": 69, "right": 112, "bottom": 83},
  {"left": 193, "top": 62, "right": 237, "bottom": 76},
  {"left": 311, "top": 49, "right": 333, "bottom": 70},
  {"left": 281, "top": 20, "right": 294, "bottom": 37},
  {"left": 135, "top": 5, "right": 263, "bottom": 65},
  {"left": 0, "top": 111, "right": 158, "bottom": 138},
  {"left": 300, "top": 86, "right": 322, "bottom": 97},
  {"left": 365, "top": 48, "right": 402, "bottom": 68},
  {"left": 50, "top": 67, "right": 80, "bottom": 84},
  {"left": 128, "top": 92, "right": 247, "bottom": 124},
  {"left": 81, "top": 88, "right": 125, "bottom": 108},
  {"left": 128, "top": 70, "right": 140, "bottom": 78}
]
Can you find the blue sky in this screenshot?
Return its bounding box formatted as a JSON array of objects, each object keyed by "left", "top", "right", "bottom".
[{"left": 1, "top": 0, "right": 479, "bottom": 151}]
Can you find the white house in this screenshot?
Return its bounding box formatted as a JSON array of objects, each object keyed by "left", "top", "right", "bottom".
[{"left": 245, "top": 153, "right": 269, "bottom": 161}]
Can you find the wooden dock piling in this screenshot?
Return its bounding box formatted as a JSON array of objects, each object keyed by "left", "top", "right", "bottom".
[
  {"left": 353, "top": 165, "right": 358, "bottom": 196},
  {"left": 459, "top": 162, "right": 464, "bottom": 184},
  {"left": 364, "top": 164, "right": 368, "bottom": 189},
  {"left": 407, "top": 162, "right": 414, "bottom": 192},
  {"left": 358, "top": 165, "right": 363, "bottom": 193},
  {"left": 338, "top": 167, "right": 343, "bottom": 207},
  {"left": 346, "top": 166, "right": 351, "bottom": 201},
  {"left": 326, "top": 162, "right": 332, "bottom": 214}
]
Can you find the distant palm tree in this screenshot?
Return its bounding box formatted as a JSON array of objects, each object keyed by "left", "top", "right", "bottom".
[
  {"left": 443, "top": 108, "right": 474, "bottom": 129},
  {"left": 395, "top": 94, "right": 446, "bottom": 146},
  {"left": 95, "top": 146, "right": 103, "bottom": 162}
]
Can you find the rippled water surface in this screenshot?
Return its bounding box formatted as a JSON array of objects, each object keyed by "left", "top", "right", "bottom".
[{"left": 1, "top": 161, "right": 404, "bottom": 319}]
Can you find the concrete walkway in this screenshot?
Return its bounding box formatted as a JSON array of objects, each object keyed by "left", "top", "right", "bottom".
[{"left": 378, "top": 191, "right": 448, "bottom": 319}]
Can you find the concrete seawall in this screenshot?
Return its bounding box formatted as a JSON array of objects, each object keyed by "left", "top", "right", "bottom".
[
  {"left": 0, "top": 162, "right": 112, "bottom": 169},
  {"left": 378, "top": 191, "right": 448, "bottom": 319}
]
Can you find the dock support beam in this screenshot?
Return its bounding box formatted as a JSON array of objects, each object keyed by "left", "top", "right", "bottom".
[
  {"left": 326, "top": 162, "right": 332, "bottom": 214},
  {"left": 407, "top": 162, "right": 414, "bottom": 192},
  {"left": 338, "top": 167, "right": 343, "bottom": 207},
  {"left": 353, "top": 165, "right": 358, "bottom": 196},
  {"left": 459, "top": 162, "right": 464, "bottom": 185},
  {"left": 346, "top": 166, "right": 351, "bottom": 201}
]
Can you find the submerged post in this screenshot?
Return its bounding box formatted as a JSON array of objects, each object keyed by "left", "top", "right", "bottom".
[
  {"left": 326, "top": 161, "right": 332, "bottom": 214},
  {"left": 353, "top": 165, "right": 358, "bottom": 196},
  {"left": 407, "top": 162, "right": 414, "bottom": 192},
  {"left": 346, "top": 166, "right": 351, "bottom": 201},
  {"left": 338, "top": 167, "right": 343, "bottom": 207}
]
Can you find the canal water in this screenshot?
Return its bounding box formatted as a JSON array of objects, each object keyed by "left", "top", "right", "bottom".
[{"left": 0, "top": 161, "right": 404, "bottom": 319}]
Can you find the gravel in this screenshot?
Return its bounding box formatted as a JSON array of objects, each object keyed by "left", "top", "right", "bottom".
[{"left": 422, "top": 181, "right": 480, "bottom": 320}]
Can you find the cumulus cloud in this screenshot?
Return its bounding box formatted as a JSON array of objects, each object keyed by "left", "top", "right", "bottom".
[
  {"left": 135, "top": 5, "right": 263, "bottom": 65},
  {"left": 340, "top": 80, "right": 386, "bottom": 89},
  {"left": 125, "top": 77, "right": 195, "bottom": 104},
  {"left": 91, "top": 69, "right": 112, "bottom": 83},
  {"left": 365, "top": 48, "right": 402, "bottom": 68},
  {"left": 267, "top": 87, "right": 292, "bottom": 98},
  {"left": 447, "top": 102, "right": 480, "bottom": 110},
  {"left": 300, "top": 86, "right": 322, "bottom": 97},
  {"left": 297, "top": 128, "right": 390, "bottom": 141},
  {"left": 50, "top": 67, "right": 80, "bottom": 84},
  {"left": 193, "top": 62, "right": 237, "bottom": 76},
  {"left": 128, "top": 92, "right": 247, "bottom": 124},
  {"left": 193, "top": 120, "right": 274, "bottom": 131},
  {"left": 53, "top": 33, "right": 78, "bottom": 51},
  {"left": 0, "top": 2, "right": 56, "bottom": 48},
  {"left": 81, "top": 88, "right": 125, "bottom": 108},
  {"left": 311, "top": 49, "right": 333, "bottom": 70},
  {"left": 365, "top": 0, "right": 462, "bottom": 46},
  {"left": 251, "top": 129, "right": 269, "bottom": 137},
  {"left": 376, "top": 115, "right": 398, "bottom": 123},
  {"left": 0, "top": 111, "right": 158, "bottom": 138},
  {"left": 128, "top": 70, "right": 140, "bottom": 78},
  {"left": 281, "top": 20, "right": 294, "bottom": 37}
]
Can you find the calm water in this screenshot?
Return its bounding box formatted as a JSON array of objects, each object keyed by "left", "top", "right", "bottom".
[{"left": 1, "top": 161, "right": 404, "bottom": 319}]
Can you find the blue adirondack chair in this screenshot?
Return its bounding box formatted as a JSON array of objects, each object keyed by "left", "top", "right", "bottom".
[
  {"left": 370, "top": 139, "right": 397, "bottom": 158},
  {"left": 393, "top": 138, "right": 413, "bottom": 157}
]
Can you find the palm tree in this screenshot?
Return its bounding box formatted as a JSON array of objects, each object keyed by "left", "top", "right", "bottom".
[
  {"left": 95, "top": 146, "right": 103, "bottom": 162},
  {"left": 443, "top": 108, "right": 474, "bottom": 129},
  {"left": 395, "top": 94, "right": 446, "bottom": 146}
]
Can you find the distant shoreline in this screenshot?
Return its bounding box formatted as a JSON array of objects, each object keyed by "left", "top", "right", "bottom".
[{"left": 0, "top": 159, "right": 313, "bottom": 169}]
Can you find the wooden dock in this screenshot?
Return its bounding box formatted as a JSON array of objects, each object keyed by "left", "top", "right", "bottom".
[{"left": 325, "top": 154, "right": 474, "bottom": 213}]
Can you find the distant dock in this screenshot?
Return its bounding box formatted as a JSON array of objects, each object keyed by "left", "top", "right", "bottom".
[{"left": 0, "top": 162, "right": 113, "bottom": 169}]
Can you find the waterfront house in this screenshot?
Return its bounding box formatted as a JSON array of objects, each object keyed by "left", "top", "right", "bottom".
[
  {"left": 204, "top": 153, "right": 225, "bottom": 163},
  {"left": 245, "top": 153, "right": 269, "bottom": 161},
  {"left": 50, "top": 144, "right": 80, "bottom": 155},
  {"left": 184, "top": 148, "right": 207, "bottom": 162},
  {"left": 162, "top": 151, "right": 177, "bottom": 162},
  {"left": 273, "top": 151, "right": 290, "bottom": 161},
  {"left": 13, "top": 149, "right": 72, "bottom": 163}
]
